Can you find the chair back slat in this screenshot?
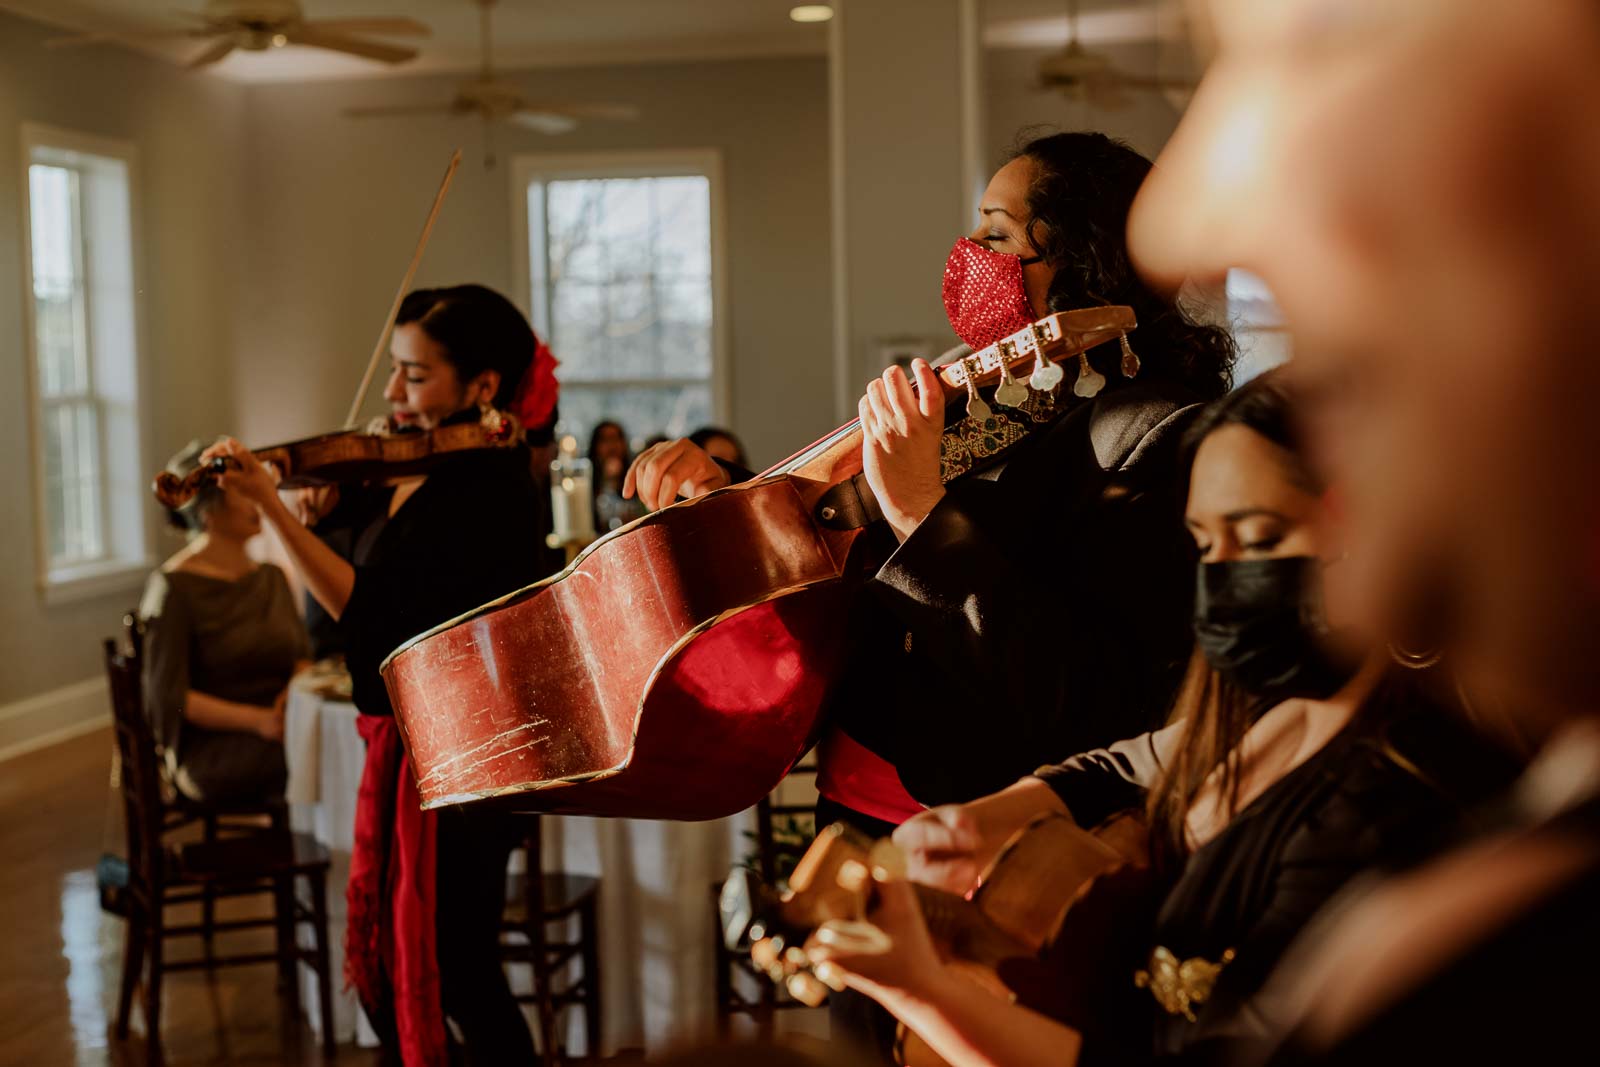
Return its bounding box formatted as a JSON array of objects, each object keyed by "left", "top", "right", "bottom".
[{"left": 103, "top": 637, "right": 165, "bottom": 889}]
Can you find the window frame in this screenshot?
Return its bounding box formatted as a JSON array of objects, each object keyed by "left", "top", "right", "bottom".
[
  {"left": 1225, "top": 268, "right": 1292, "bottom": 383},
  {"left": 19, "top": 123, "right": 151, "bottom": 606},
  {"left": 509, "top": 149, "right": 731, "bottom": 437}
]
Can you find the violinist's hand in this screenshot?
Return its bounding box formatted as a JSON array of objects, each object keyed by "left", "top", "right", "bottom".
[
  {"left": 861, "top": 360, "right": 946, "bottom": 542},
  {"left": 286, "top": 484, "right": 339, "bottom": 527},
  {"left": 623, "top": 438, "right": 731, "bottom": 512},
  {"left": 200, "top": 437, "right": 280, "bottom": 512},
  {"left": 804, "top": 868, "right": 945, "bottom": 1008}
]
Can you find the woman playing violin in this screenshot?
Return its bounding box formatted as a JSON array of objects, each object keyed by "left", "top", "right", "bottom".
[{"left": 203, "top": 284, "right": 548, "bottom": 1065}]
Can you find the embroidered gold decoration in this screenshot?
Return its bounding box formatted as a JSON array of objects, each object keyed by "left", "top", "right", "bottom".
[
  {"left": 936, "top": 381, "right": 1066, "bottom": 482},
  {"left": 940, "top": 409, "right": 1029, "bottom": 482},
  {"left": 1134, "top": 946, "right": 1236, "bottom": 1022}
]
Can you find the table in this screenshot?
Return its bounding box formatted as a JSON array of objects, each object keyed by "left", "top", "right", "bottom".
[
  {"left": 282, "top": 677, "right": 803, "bottom": 1055},
  {"left": 283, "top": 677, "right": 378, "bottom": 1047}
]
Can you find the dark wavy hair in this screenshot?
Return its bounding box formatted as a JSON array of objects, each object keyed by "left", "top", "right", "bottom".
[
  {"left": 586, "top": 420, "right": 632, "bottom": 475},
  {"left": 395, "top": 284, "right": 534, "bottom": 409},
  {"left": 1013, "top": 131, "right": 1235, "bottom": 400}
]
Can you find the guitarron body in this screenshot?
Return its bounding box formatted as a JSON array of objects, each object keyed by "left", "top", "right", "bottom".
[{"left": 383, "top": 445, "right": 866, "bottom": 818}]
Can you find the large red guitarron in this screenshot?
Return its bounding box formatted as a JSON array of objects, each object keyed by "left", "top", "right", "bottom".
[{"left": 381, "top": 307, "right": 1136, "bottom": 819}]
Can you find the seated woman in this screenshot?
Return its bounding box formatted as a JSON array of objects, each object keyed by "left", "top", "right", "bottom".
[
  {"left": 588, "top": 419, "right": 647, "bottom": 533},
  {"left": 140, "top": 442, "right": 309, "bottom": 807},
  {"left": 688, "top": 425, "right": 749, "bottom": 469},
  {"left": 802, "top": 374, "right": 1520, "bottom": 1067}
]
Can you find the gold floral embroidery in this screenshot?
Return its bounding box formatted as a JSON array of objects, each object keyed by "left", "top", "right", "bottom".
[
  {"left": 936, "top": 382, "right": 1064, "bottom": 482},
  {"left": 1134, "top": 946, "right": 1237, "bottom": 1022}
]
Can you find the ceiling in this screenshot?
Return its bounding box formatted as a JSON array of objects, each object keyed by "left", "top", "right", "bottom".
[{"left": 0, "top": 0, "right": 1177, "bottom": 83}]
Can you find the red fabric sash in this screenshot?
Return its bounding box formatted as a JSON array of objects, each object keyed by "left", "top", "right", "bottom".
[
  {"left": 345, "top": 714, "right": 446, "bottom": 1066},
  {"left": 815, "top": 726, "right": 926, "bottom": 826}
]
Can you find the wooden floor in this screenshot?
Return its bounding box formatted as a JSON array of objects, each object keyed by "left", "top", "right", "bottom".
[{"left": 0, "top": 726, "right": 370, "bottom": 1067}]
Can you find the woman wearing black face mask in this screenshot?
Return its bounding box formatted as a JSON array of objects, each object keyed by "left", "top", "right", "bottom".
[{"left": 808, "top": 373, "right": 1520, "bottom": 1067}]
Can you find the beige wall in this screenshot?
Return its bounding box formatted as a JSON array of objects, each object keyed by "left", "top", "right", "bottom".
[
  {"left": 232, "top": 57, "right": 833, "bottom": 471},
  {"left": 0, "top": 10, "right": 247, "bottom": 708},
  {"left": 984, "top": 42, "right": 1183, "bottom": 170},
  {"left": 0, "top": 21, "right": 1178, "bottom": 723}
]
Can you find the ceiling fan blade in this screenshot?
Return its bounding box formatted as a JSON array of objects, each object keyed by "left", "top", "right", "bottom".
[
  {"left": 46, "top": 29, "right": 207, "bottom": 48},
  {"left": 285, "top": 29, "right": 418, "bottom": 65},
  {"left": 511, "top": 111, "right": 580, "bottom": 135},
  {"left": 186, "top": 37, "right": 236, "bottom": 69},
  {"left": 298, "top": 18, "right": 433, "bottom": 38},
  {"left": 1113, "top": 73, "right": 1199, "bottom": 91},
  {"left": 522, "top": 102, "right": 641, "bottom": 122},
  {"left": 342, "top": 103, "right": 459, "bottom": 118}
]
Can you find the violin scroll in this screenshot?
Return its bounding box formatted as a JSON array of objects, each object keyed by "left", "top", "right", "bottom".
[{"left": 152, "top": 458, "right": 231, "bottom": 511}]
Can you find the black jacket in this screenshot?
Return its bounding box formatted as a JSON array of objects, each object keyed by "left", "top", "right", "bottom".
[
  {"left": 341, "top": 446, "right": 548, "bottom": 719},
  {"left": 831, "top": 376, "right": 1205, "bottom": 806}
]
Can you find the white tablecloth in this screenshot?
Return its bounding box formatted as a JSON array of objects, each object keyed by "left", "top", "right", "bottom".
[
  {"left": 283, "top": 677, "right": 810, "bottom": 1056},
  {"left": 283, "top": 678, "right": 377, "bottom": 1047}
]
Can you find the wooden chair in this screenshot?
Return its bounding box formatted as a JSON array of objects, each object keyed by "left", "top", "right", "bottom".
[
  {"left": 499, "top": 817, "right": 602, "bottom": 1064},
  {"left": 119, "top": 611, "right": 292, "bottom": 970},
  {"left": 104, "top": 637, "right": 337, "bottom": 1063},
  {"left": 712, "top": 762, "right": 820, "bottom": 1036}
]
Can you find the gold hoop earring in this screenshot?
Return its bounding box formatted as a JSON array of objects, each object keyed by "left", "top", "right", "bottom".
[{"left": 1389, "top": 642, "right": 1443, "bottom": 670}]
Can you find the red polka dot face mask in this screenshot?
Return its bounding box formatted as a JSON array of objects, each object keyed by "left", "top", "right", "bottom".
[{"left": 941, "top": 236, "right": 1042, "bottom": 350}]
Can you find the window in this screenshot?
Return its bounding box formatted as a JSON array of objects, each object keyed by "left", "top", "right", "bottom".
[
  {"left": 1227, "top": 268, "right": 1292, "bottom": 383},
  {"left": 514, "top": 152, "right": 726, "bottom": 447},
  {"left": 21, "top": 125, "right": 147, "bottom": 602}
]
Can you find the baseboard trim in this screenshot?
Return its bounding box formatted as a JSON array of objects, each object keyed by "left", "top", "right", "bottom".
[{"left": 0, "top": 677, "right": 110, "bottom": 764}]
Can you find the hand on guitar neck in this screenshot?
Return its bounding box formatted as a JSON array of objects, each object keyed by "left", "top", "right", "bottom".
[
  {"left": 861, "top": 359, "right": 948, "bottom": 542},
  {"left": 721, "top": 811, "right": 1151, "bottom": 1067}
]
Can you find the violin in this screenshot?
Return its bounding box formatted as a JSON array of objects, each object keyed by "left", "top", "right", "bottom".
[{"left": 152, "top": 411, "right": 523, "bottom": 511}]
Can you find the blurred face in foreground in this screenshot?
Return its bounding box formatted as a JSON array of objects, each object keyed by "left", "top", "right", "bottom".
[{"left": 1129, "top": 0, "right": 1600, "bottom": 720}]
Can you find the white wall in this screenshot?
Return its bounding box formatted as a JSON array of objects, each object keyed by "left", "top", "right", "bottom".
[
  {"left": 0, "top": 19, "right": 1184, "bottom": 728},
  {"left": 232, "top": 57, "right": 833, "bottom": 471},
  {"left": 0, "top": 10, "right": 247, "bottom": 708},
  {"left": 984, "top": 42, "right": 1183, "bottom": 170}
]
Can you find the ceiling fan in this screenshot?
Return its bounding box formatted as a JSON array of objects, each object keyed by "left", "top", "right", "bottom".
[
  {"left": 343, "top": 0, "right": 639, "bottom": 135},
  {"left": 1036, "top": 0, "right": 1195, "bottom": 109},
  {"left": 46, "top": 0, "right": 430, "bottom": 70}
]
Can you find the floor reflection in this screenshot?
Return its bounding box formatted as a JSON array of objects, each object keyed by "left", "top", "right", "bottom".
[{"left": 61, "top": 869, "right": 110, "bottom": 1065}]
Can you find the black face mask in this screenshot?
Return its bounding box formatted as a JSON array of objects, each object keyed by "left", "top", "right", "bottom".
[{"left": 1192, "top": 557, "right": 1357, "bottom": 706}]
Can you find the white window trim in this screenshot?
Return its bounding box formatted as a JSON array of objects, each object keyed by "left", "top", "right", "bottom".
[
  {"left": 19, "top": 122, "right": 152, "bottom": 605},
  {"left": 508, "top": 148, "right": 731, "bottom": 427}
]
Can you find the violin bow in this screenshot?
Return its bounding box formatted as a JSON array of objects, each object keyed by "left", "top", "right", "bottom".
[{"left": 343, "top": 148, "right": 464, "bottom": 428}]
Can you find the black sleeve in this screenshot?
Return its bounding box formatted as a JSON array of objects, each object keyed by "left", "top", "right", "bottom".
[
  {"left": 342, "top": 457, "right": 549, "bottom": 717},
  {"left": 1032, "top": 720, "right": 1187, "bottom": 828},
  {"left": 869, "top": 396, "right": 1201, "bottom": 803},
  {"left": 1187, "top": 757, "right": 1463, "bottom": 1051}
]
